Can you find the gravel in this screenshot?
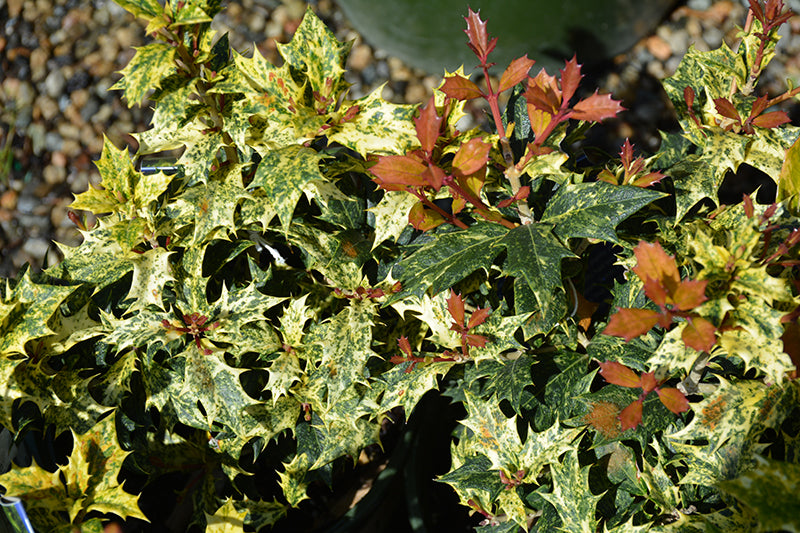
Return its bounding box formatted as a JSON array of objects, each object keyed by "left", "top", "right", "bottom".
[{"left": 1, "top": 0, "right": 799, "bottom": 277}]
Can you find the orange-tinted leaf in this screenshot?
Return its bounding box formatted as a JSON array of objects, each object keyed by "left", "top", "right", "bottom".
[
  {"left": 639, "top": 372, "right": 657, "bottom": 393},
  {"left": 440, "top": 74, "right": 483, "bottom": 101},
  {"left": 682, "top": 316, "right": 717, "bottom": 352},
  {"left": 752, "top": 110, "right": 790, "bottom": 129},
  {"left": 370, "top": 155, "right": 426, "bottom": 189},
  {"left": 598, "top": 361, "right": 642, "bottom": 388},
  {"left": 571, "top": 91, "right": 624, "bottom": 122},
  {"left": 750, "top": 95, "right": 770, "bottom": 117},
  {"left": 632, "top": 240, "right": 680, "bottom": 293},
  {"left": 597, "top": 169, "right": 618, "bottom": 185},
  {"left": 743, "top": 193, "right": 755, "bottom": 218},
  {"left": 620, "top": 138, "right": 635, "bottom": 170},
  {"left": 467, "top": 307, "right": 491, "bottom": 329},
  {"left": 527, "top": 105, "right": 553, "bottom": 140},
  {"left": 559, "top": 55, "right": 583, "bottom": 104},
  {"left": 409, "top": 200, "right": 446, "bottom": 231},
  {"left": 422, "top": 164, "right": 446, "bottom": 191},
  {"left": 464, "top": 8, "right": 497, "bottom": 60},
  {"left": 671, "top": 279, "right": 708, "bottom": 310},
  {"left": 398, "top": 336, "right": 413, "bottom": 357},
  {"left": 452, "top": 138, "right": 490, "bottom": 177},
  {"left": 619, "top": 400, "right": 643, "bottom": 430},
  {"left": 447, "top": 290, "right": 466, "bottom": 326},
  {"left": 525, "top": 70, "right": 561, "bottom": 115},
  {"left": 713, "top": 97, "right": 741, "bottom": 123},
  {"left": 684, "top": 86, "right": 696, "bottom": 108},
  {"left": 656, "top": 387, "right": 689, "bottom": 414},
  {"left": 415, "top": 96, "right": 442, "bottom": 153},
  {"left": 603, "top": 307, "right": 660, "bottom": 341},
  {"left": 465, "top": 333, "right": 488, "bottom": 348},
  {"left": 631, "top": 171, "right": 666, "bottom": 188},
  {"left": 499, "top": 55, "right": 535, "bottom": 93}
]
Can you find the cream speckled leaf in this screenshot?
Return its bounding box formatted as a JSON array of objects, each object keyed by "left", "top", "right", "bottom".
[
  {"left": 540, "top": 450, "right": 601, "bottom": 533},
  {"left": 326, "top": 88, "right": 419, "bottom": 157},
  {"left": 51, "top": 227, "right": 135, "bottom": 290},
  {"left": 239, "top": 499, "right": 288, "bottom": 531},
  {"left": 668, "top": 380, "right": 793, "bottom": 454},
  {"left": 126, "top": 247, "right": 174, "bottom": 309},
  {"left": 459, "top": 389, "right": 524, "bottom": 471},
  {"left": 114, "top": 0, "right": 162, "bottom": 19},
  {"left": 206, "top": 498, "right": 248, "bottom": 532},
  {"left": 276, "top": 6, "right": 350, "bottom": 104},
  {"left": 0, "top": 463, "right": 68, "bottom": 528},
  {"left": 305, "top": 299, "right": 378, "bottom": 406},
  {"left": 496, "top": 223, "right": 576, "bottom": 331},
  {"left": 112, "top": 42, "right": 176, "bottom": 106},
  {"left": 648, "top": 323, "right": 703, "bottom": 374},
  {"left": 377, "top": 360, "right": 457, "bottom": 413},
  {"left": 94, "top": 350, "right": 139, "bottom": 407},
  {"left": 541, "top": 181, "right": 664, "bottom": 243},
  {"left": 519, "top": 421, "right": 581, "bottom": 483},
  {"left": 286, "top": 224, "right": 364, "bottom": 289},
  {"left": 250, "top": 145, "right": 325, "bottom": 231},
  {"left": 277, "top": 453, "right": 311, "bottom": 507},
  {"left": 0, "top": 271, "right": 77, "bottom": 357},
  {"left": 265, "top": 351, "right": 302, "bottom": 403},
  {"left": 309, "top": 415, "right": 380, "bottom": 468},
  {"left": 718, "top": 455, "right": 800, "bottom": 533},
  {"left": 718, "top": 328, "right": 793, "bottom": 384},
  {"left": 368, "top": 190, "right": 418, "bottom": 249},
  {"left": 391, "top": 223, "right": 508, "bottom": 301},
  {"left": 390, "top": 291, "right": 461, "bottom": 349},
  {"left": 278, "top": 294, "right": 315, "bottom": 348}
]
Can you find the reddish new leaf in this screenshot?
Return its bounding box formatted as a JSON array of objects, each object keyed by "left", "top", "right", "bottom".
[
  {"left": 447, "top": 290, "right": 466, "bottom": 326},
  {"left": 743, "top": 193, "right": 755, "bottom": 218},
  {"left": 422, "top": 164, "right": 446, "bottom": 192},
  {"left": 559, "top": 55, "right": 583, "bottom": 104},
  {"left": 499, "top": 55, "right": 535, "bottom": 93},
  {"left": 571, "top": 91, "right": 624, "bottom": 122},
  {"left": 681, "top": 316, "right": 717, "bottom": 352},
  {"left": 409, "top": 201, "right": 446, "bottom": 231},
  {"left": 751, "top": 95, "right": 770, "bottom": 117},
  {"left": 415, "top": 96, "right": 442, "bottom": 153},
  {"left": 619, "top": 400, "right": 643, "bottom": 430},
  {"left": 440, "top": 74, "right": 484, "bottom": 101},
  {"left": 525, "top": 70, "right": 562, "bottom": 115},
  {"left": 467, "top": 307, "right": 491, "bottom": 329},
  {"left": 452, "top": 138, "right": 491, "bottom": 177},
  {"left": 713, "top": 97, "right": 741, "bottom": 123},
  {"left": 465, "top": 333, "right": 488, "bottom": 348},
  {"left": 464, "top": 8, "right": 497, "bottom": 61},
  {"left": 684, "top": 86, "right": 696, "bottom": 109},
  {"left": 656, "top": 387, "right": 690, "bottom": 414},
  {"left": 620, "top": 138, "right": 635, "bottom": 170},
  {"left": 603, "top": 307, "right": 660, "bottom": 341},
  {"left": 639, "top": 372, "right": 658, "bottom": 393},
  {"left": 370, "top": 155, "right": 426, "bottom": 189},
  {"left": 671, "top": 279, "right": 708, "bottom": 311},
  {"left": 398, "top": 336, "right": 413, "bottom": 358},
  {"left": 752, "top": 110, "right": 791, "bottom": 129},
  {"left": 631, "top": 171, "right": 666, "bottom": 188},
  {"left": 632, "top": 241, "right": 680, "bottom": 294},
  {"left": 598, "top": 361, "right": 642, "bottom": 388}
]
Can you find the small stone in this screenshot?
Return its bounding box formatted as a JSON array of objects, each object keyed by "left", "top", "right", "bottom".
[
  {"left": 405, "top": 82, "right": 428, "bottom": 104},
  {"left": 44, "top": 131, "right": 63, "bottom": 152},
  {"left": 51, "top": 151, "right": 67, "bottom": 168},
  {"left": 58, "top": 123, "right": 81, "bottom": 141},
  {"left": 43, "top": 164, "right": 67, "bottom": 185},
  {"left": 349, "top": 44, "right": 373, "bottom": 71},
  {"left": 35, "top": 96, "right": 60, "bottom": 121},
  {"left": 44, "top": 69, "right": 66, "bottom": 99},
  {"left": 645, "top": 35, "right": 672, "bottom": 61},
  {"left": 29, "top": 48, "right": 48, "bottom": 83},
  {"left": 0, "top": 190, "right": 18, "bottom": 211},
  {"left": 27, "top": 123, "right": 46, "bottom": 155}
]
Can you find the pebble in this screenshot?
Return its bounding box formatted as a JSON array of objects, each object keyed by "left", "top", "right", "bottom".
[
  {"left": 44, "top": 69, "right": 66, "bottom": 98},
  {"left": 22, "top": 238, "right": 51, "bottom": 261}
]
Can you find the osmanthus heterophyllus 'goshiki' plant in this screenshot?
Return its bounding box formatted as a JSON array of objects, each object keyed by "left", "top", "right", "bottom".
[{"left": 1, "top": 0, "right": 800, "bottom": 530}]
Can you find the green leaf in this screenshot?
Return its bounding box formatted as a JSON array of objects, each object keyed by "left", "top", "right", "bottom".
[
  {"left": 480, "top": 354, "right": 535, "bottom": 413},
  {"left": 250, "top": 145, "right": 325, "bottom": 232},
  {"left": 459, "top": 389, "right": 524, "bottom": 472},
  {"left": 114, "top": 0, "right": 163, "bottom": 20},
  {"left": 778, "top": 131, "right": 800, "bottom": 210},
  {"left": 541, "top": 181, "right": 664, "bottom": 243},
  {"left": 277, "top": 453, "right": 311, "bottom": 507},
  {"left": 539, "top": 450, "right": 601, "bottom": 533},
  {"left": 377, "top": 360, "right": 456, "bottom": 413},
  {"left": 368, "top": 191, "right": 418, "bottom": 249},
  {"left": 718, "top": 455, "right": 800, "bottom": 533},
  {"left": 437, "top": 454, "right": 505, "bottom": 501},
  {"left": 126, "top": 247, "right": 175, "bottom": 309},
  {"left": 112, "top": 42, "right": 176, "bottom": 106},
  {"left": 391, "top": 223, "right": 508, "bottom": 301},
  {"left": 496, "top": 223, "right": 575, "bottom": 331}
]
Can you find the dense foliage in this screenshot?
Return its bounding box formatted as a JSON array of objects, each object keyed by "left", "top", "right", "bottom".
[{"left": 1, "top": 0, "right": 800, "bottom": 531}]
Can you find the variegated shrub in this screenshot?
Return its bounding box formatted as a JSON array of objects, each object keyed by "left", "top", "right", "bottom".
[{"left": 1, "top": 0, "right": 799, "bottom": 531}]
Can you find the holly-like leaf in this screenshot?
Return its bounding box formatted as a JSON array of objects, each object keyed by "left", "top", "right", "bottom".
[
  {"left": 619, "top": 399, "right": 643, "bottom": 431},
  {"left": 498, "top": 55, "right": 535, "bottom": 93},
  {"left": 559, "top": 56, "right": 583, "bottom": 104},
  {"left": 541, "top": 182, "right": 664, "bottom": 243},
  {"left": 603, "top": 308, "right": 660, "bottom": 342},
  {"left": 452, "top": 138, "right": 490, "bottom": 178},
  {"left": 598, "top": 361, "right": 642, "bottom": 388},
  {"left": 656, "top": 387, "right": 690, "bottom": 415},
  {"left": 570, "top": 91, "right": 624, "bottom": 122},
  {"left": 463, "top": 8, "right": 497, "bottom": 62},
  {"left": 112, "top": 42, "right": 176, "bottom": 106},
  {"left": 206, "top": 498, "right": 248, "bottom": 532},
  {"left": 496, "top": 223, "right": 575, "bottom": 331},
  {"left": 414, "top": 96, "right": 442, "bottom": 153},
  {"left": 540, "top": 450, "right": 601, "bottom": 533},
  {"left": 370, "top": 154, "right": 427, "bottom": 190},
  {"left": 440, "top": 74, "right": 483, "bottom": 101},
  {"left": 681, "top": 316, "right": 717, "bottom": 353},
  {"left": 391, "top": 223, "right": 508, "bottom": 301},
  {"left": 778, "top": 132, "right": 800, "bottom": 210},
  {"left": 114, "top": 0, "right": 163, "bottom": 19}
]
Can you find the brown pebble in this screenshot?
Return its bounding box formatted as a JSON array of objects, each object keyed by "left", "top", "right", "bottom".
[
  {"left": 35, "top": 96, "right": 60, "bottom": 121},
  {"left": 0, "top": 190, "right": 18, "bottom": 211},
  {"left": 43, "top": 164, "right": 67, "bottom": 185},
  {"left": 645, "top": 35, "right": 672, "bottom": 62},
  {"left": 52, "top": 151, "right": 68, "bottom": 168},
  {"left": 349, "top": 44, "right": 373, "bottom": 71}
]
